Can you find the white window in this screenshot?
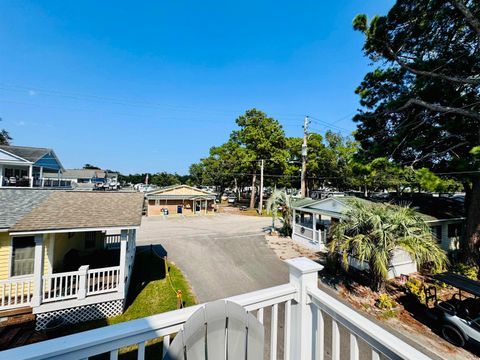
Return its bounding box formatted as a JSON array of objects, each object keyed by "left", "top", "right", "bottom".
[{"left": 11, "top": 236, "right": 35, "bottom": 277}]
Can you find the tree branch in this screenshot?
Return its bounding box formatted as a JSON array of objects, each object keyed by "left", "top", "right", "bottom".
[
  {"left": 387, "top": 47, "right": 480, "bottom": 85},
  {"left": 395, "top": 98, "right": 480, "bottom": 120},
  {"left": 452, "top": 0, "right": 480, "bottom": 50}
]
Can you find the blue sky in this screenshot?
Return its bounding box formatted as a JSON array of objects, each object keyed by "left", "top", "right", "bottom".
[{"left": 0, "top": 1, "right": 394, "bottom": 174}]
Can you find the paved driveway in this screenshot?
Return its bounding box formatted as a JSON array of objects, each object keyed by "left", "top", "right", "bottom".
[{"left": 136, "top": 214, "right": 289, "bottom": 302}]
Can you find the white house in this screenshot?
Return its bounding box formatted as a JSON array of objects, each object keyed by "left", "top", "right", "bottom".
[
  {"left": 292, "top": 195, "right": 464, "bottom": 279},
  {"left": 0, "top": 189, "right": 143, "bottom": 330}
]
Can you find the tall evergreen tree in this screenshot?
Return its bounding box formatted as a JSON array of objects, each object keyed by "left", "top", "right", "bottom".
[{"left": 352, "top": 0, "right": 480, "bottom": 261}]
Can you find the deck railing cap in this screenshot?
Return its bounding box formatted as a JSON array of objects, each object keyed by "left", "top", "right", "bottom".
[{"left": 285, "top": 257, "right": 323, "bottom": 274}]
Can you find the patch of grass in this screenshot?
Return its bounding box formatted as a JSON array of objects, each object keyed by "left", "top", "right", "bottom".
[
  {"left": 378, "top": 309, "right": 398, "bottom": 320},
  {"left": 57, "top": 249, "right": 196, "bottom": 337}
]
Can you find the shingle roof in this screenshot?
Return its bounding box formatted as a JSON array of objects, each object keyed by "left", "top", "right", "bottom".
[
  {"left": 0, "top": 189, "right": 55, "bottom": 229},
  {"left": 0, "top": 145, "right": 52, "bottom": 162},
  {"left": 44, "top": 169, "right": 117, "bottom": 180},
  {"left": 295, "top": 194, "right": 464, "bottom": 222},
  {"left": 5, "top": 191, "right": 144, "bottom": 232}
]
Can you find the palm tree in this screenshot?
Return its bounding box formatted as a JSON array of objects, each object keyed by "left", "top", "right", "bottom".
[
  {"left": 266, "top": 188, "right": 294, "bottom": 236},
  {"left": 329, "top": 199, "right": 448, "bottom": 292}
]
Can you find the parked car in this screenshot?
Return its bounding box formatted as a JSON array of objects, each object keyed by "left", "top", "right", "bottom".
[
  {"left": 227, "top": 195, "right": 236, "bottom": 204},
  {"left": 426, "top": 272, "right": 480, "bottom": 348}
]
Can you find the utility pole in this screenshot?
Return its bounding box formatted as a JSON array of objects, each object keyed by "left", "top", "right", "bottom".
[
  {"left": 301, "top": 116, "right": 309, "bottom": 197},
  {"left": 258, "top": 159, "right": 264, "bottom": 214}
]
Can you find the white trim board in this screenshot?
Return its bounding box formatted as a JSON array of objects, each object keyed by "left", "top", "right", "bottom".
[{"left": 10, "top": 226, "right": 139, "bottom": 236}]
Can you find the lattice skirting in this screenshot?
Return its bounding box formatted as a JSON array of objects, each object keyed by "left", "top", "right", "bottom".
[{"left": 35, "top": 299, "right": 124, "bottom": 331}]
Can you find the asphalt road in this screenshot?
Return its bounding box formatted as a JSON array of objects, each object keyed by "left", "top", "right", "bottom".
[{"left": 136, "top": 214, "right": 288, "bottom": 302}]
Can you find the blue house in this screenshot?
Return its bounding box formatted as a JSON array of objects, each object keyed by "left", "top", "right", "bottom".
[{"left": 0, "top": 145, "right": 71, "bottom": 188}]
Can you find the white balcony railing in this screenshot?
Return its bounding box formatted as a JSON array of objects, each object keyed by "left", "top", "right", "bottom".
[
  {"left": 0, "top": 265, "right": 122, "bottom": 312},
  {"left": 0, "top": 257, "right": 432, "bottom": 360},
  {"left": 42, "top": 271, "right": 80, "bottom": 303},
  {"left": 0, "top": 277, "right": 34, "bottom": 310},
  {"left": 87, "top": 266, "right": 121, "bottom": 296},
  {"left": 104, "top": 234, "right": 121, "bottom": 249}
]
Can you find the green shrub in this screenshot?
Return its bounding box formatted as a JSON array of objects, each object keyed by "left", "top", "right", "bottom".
[
  {"left": 379, "top": 309, "right": 398, "bottom": 319},
  {"left": 376, "top": 293, "right": 396, "bottom": 310},
  {"left": 453, "top": 263, "right": 478, "bottom": 280},
  {"left": 405, "top": 278, "right": 426, "bottom": 304}
]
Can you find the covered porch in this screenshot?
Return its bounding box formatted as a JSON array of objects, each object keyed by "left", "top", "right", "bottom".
[
  {"left": 292, "top": 207, "right": 333, "bottom": 252},
  {"left": 0, "top": 228, "right": 136, "bottom": 321}
]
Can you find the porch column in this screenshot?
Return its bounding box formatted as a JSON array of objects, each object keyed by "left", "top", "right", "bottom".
[
  {"left": 28, "top": 165, "right": 33, "bottom": 188},
  {"left": 32, "top": 235, "right": 44, "bottom": 307},
  {"left": 441, "top": 223, "right": 448, "bottom": 249},
  {"left": 118, "top": 229, "right": 128, "bottom": 296},
  {"left": 292, "top": 209, "right": 296, "bottom": 234},
  {"left": 312, "top": 213, "right": 317, "bottom": 242},
  {"left": 0, "top": 164, "right": 3, "bottom": 187},
  {"left": 286, "top": 257, "right": 323, "bottom": 360},
  {"left": 205, "top": 199, "right": 208, "bottom": 214}
]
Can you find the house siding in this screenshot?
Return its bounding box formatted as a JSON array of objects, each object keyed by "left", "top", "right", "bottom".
[{"left": 0, "top": 232, "right": 10, "bottom": 280}]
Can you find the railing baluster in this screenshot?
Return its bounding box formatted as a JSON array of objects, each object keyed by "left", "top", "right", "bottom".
[
  {"left": 284, "top": 300, "right": 291, "bottom": 360},
  {"left": 14, "top": 283, "right": 18, "bottom": 305},
  {"left": 371, "top": 349, "right": 380, "bottom": 360},
  {"left": 109, "top": 349, "right": 118, "bottom": 360},
  {"left": 270, "top": 303, "right": 278, "bottom": 360},
  {"left": 163, "top": 334, "right": 171, "bottom": 358},
  {"left": 350, "top": 333, "right": 359, "bottom": 360},
  {"left": 137, "top": 342, "right": 145, "bottom": 360},
  {"left": 332, "top": 319, "right": 340, "bottom": 360},
  {"left": 317, "top": 307, "right": 324, "bottom": 360},
  {"left": 257, "top": 307, "right": 264, "bottom": 324}
]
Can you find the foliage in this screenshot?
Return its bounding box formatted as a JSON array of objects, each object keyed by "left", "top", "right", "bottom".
[
  {"left": 329, "top": 200, "right": 448, "bottom": 291},
  {"left": 453, "top": 263, "right": 479, "bottom": 280},
  {"left": 0, "top": 118, "right": 12, "bottom": 145},
  {"left": 83, "top": 164, "right": 101, "bottom": 170},
  {"left": 266, "top": 188, "right": 294, "bottom": 236},
  {"left": 120, "top": 172, "right": 190, "bottom": 187},
  {"left": 352, "top": 0, "right": 480, "bottom": 259},
  {"left": 405, "top": 278, "right": 426, "bottom": 304},
  {"left": 376, "top": 293, "right": 396, "bottom": 310},
  {"left": 231, "top": 109, "right": 289, "bottom": 207}
]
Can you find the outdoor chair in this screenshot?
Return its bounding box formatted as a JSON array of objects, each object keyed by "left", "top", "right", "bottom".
[{"left": 164, "top": 300, "right": 264, "bottom": 360}]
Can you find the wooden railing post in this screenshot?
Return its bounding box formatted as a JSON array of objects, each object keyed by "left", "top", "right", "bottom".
[
  {"left": 286, "top": 257, "right": 323, "bottom": 360},
  {"left": 118, "top": 230, "right": 128, "bottom": 296},
  {"left": 31, "top": 235, "right": 44, "bottom": 307},
  {"left": 78, "top": 265, "right": 90, "bottom": 299}
]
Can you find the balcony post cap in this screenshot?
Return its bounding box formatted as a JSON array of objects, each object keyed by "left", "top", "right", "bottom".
[
  {"left": 78, "top": 265, "right": 90, "bottom": 272},
  {"left": 285, "top": 257, "right": 323, "bottom": 274}
]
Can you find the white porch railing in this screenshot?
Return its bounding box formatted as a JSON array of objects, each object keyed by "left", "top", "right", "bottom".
[
  {"left": 41, "top": 266, "right": 121, "bottom": 303},
  {"left": 35, "top": 178, "right": 73, "bottom": 188},
  {"left": 87, "top": 266, "right": 121, "bottom": 296},
  {"left": 42, "top": 271, "right": 80, "bottom": 302},
  {"left": 104, "top": 234, "right": 121, "bottom": 249},
  {"left": 0, "top": 277, "right": 34, "bottom": 310},
  {"left": 0, "top": 257, "right": 433, "bottom": 360}
]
